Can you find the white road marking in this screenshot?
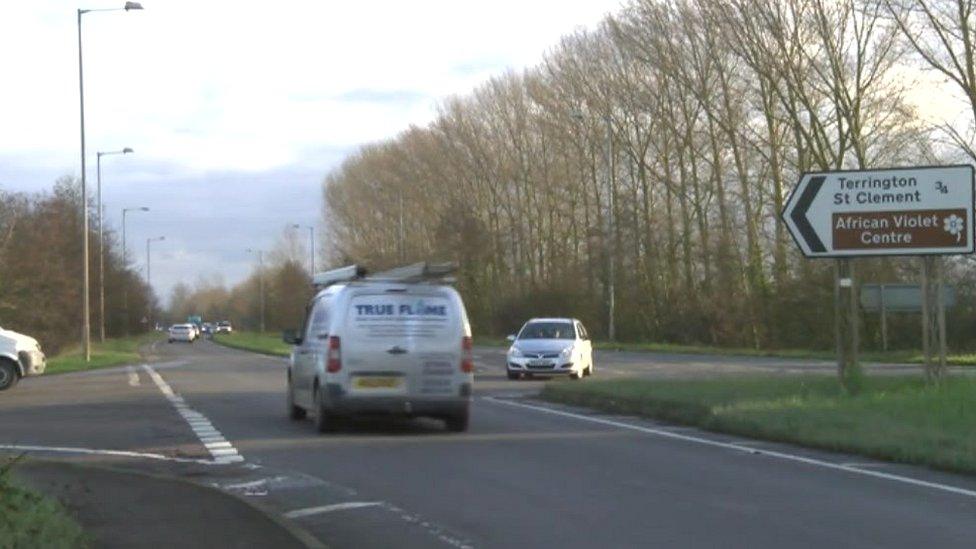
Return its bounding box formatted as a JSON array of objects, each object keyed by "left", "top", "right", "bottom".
[
  {"left": 284, "top": 501, "right": 384, "bottom": 519},
  {"left": 142, "top": 364, "right": 244, "bottom": 464},
  {"left": 0, "top": 444, "right": 215, "bottom": 465},
  {"left": 126, "top": 366, "right": 140, "bottom": 387},
  {"left": 484, "top": 397, "right": 976, "bottom": 500}
]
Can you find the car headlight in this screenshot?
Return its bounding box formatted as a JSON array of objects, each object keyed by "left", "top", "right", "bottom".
[
  {"left": 560, "top": 346, "right": 573, "bottom": 358},
  {"left": 509, "top": 347, "right": 524, "bottom": 358}
]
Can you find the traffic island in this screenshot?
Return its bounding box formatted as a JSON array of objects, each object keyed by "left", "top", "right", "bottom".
[
  {"left": 540, "top": 375, "right": 976, "bottom": 475},
  {"left": 11, "top": 460, "right": 316, "bottom": 549}
]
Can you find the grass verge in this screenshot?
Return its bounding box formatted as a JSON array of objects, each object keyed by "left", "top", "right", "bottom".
[
  {"left": 45, "top": 333, "right": 160, "bottom": 375},
  {"left": 211, "top": 331, "right": 290, "bottom": 357},
  {"left": 477, "top": 336, "right": 976, "bottom": 366},
  {"left": 541, "top": 375, "right": 976, "bottom": 474},
  {"left": 0, "top": 458, "right": 88, "bottom": 548}
]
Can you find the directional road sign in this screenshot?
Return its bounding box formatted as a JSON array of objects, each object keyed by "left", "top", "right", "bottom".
[{"left": 783, "top": 165, "right": 974, "bottom": 257}]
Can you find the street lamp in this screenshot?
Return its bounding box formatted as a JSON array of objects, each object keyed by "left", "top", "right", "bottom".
[
  {"left": 77, "top": 1, "right": 144, "bottom": 360},
  {"left": 570, "top": 109, "right": 616, "bottom": 340},
  {"left": 122, "top": 206, "right": 149, "bottom": 266},
  {"left": 292, "top": 224, "right": 315, "bottom": 274},
  {"left": 246, "top": 248, "right": 266, "bottom": 333},
  {"left": 121, "top": 206, "right": 148, "bottom": 336},
  {"left": 96, "top": 147, "right": 133, "bottom": 342},
  {"left": 145, "top": 235, "right": 164, "bottom": 331},
  {"left": 146, "top": 236, "right": 165, "bottom": 288}
]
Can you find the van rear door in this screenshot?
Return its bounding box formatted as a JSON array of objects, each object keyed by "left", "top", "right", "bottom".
[{"left": 343, "top": 288, "right": 461, "bottom": 397}]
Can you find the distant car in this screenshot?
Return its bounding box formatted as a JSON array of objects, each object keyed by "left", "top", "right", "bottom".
[
  {"left": 201, "top": 323, "right": 214, "bottom": 334},
  {"left": 506, "top": 318, "right": 593, "bottom": 380},
  {"left": 168, "top": 324, "right": 196, "bottom": 343},
  {"left": 216, "top": 321, "right": 233, "bottom": 334},
  {"left": 0, "top": 326, "right": 46, "bottom": 390}
]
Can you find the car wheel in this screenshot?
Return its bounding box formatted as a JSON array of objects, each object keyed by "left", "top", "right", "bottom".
[
  {"left": 444, "top": 408, "right": 469, "bottom": 432},
  {"left": 585, "top": 361, "right": 593, "bottom": 376},
  {"left": 313, "top": 385, "right": 336, "bottom": 433},
  {"left": 507, "top": 370, "right": 520, "bottom": 380},
  {"left": 287, "top": 378, "right": 306, "bottom": 420},
  {"left": 0, "top": 360, "right": 18, "bottom": 391}
]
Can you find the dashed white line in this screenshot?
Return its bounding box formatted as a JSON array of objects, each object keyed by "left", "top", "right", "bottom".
[
  {"left": 284, "top": 502, "right": 384, "bottom": 519},
  {"left": 142, "top": 364, "right": 244, "bottom": 464},
  {"left": 484, "top": 397, "right": 976, "bottom": 500},
  {"left": 126, "top": 366, "right": 140, "bottom": 387}
]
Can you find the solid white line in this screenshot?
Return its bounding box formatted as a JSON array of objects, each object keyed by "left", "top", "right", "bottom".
[
  {"left": 484, "top": 397, "right": 976, "bottom": 500},
  {"left": 0, "top": 444, "right": 214, "bottom": 465},
  {"left": 284, "top": 502, "right": 383, "bottom": 519},
  {"left": 126, "top": 366, "right": 140, "bottom": 387}
]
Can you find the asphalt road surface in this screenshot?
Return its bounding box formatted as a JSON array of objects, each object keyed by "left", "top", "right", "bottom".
[{"left": 2, "top": 340, "right": 975, "bottom": 548}]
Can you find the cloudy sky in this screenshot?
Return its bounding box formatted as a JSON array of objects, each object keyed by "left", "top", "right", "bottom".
[{"left": 0, "top": 0, "right": 622, "bottom": 303}]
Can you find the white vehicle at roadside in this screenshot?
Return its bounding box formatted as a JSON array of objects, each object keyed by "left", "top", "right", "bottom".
[
  {"left": 506, "top": 318, "right": 593, "bottom": 380},
  {"left": 0, "top": 326, "right": 46, "bottom": 391},
  {"left": 168, "top": 324, "right": 196, "bottom": 343},
  {"left": 284, "top": 263, "right": 474, "bottom": 433}
]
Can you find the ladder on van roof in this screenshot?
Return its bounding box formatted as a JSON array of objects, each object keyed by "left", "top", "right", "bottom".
[{"left": 312, "top": 262, "right": 457, "bottom": 289}]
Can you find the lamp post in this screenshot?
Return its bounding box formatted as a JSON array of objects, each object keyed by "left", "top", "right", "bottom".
[
  {"left": 570, "top": 109, "right": 615, "bottom": 340},
  {"left": 246, "top": 248, "right": 266, "bottom": 333},
  {"left": 121, "top": 206, "right": 148, "bottom": 336},
  {"left": 77, "top": 1, "right": 144, "bottom": 360},
  {"left": 292, "top": 224, "right": 315, "bottom": 274},
  {"left": 96, "top": 148, "right": 133, "bottom": 342},
  {"left": 146, "top": 235, "right": 164, "bottom": 331},
  {"left": 146, "top": 236, "right": 164, "bottom": 288}
]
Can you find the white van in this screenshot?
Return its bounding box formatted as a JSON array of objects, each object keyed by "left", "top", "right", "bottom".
[{"left": 284, "top": 263, "right": 474, "bottom": 432}]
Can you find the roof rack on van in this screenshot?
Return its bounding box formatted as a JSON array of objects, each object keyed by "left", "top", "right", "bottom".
[
  {"left": 312, "top": 264, "right": 367, "bottom": 289},
  {"left": 365, "top": 262, "right": 457, "bottom": 284}
]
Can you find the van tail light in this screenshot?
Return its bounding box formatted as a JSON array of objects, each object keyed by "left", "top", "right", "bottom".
[
  {"left": 327, "top": 336, "right": 342, "bottom": 373},
  {"left": 461, "top": 336, "right": 474, "bottom": 373}
]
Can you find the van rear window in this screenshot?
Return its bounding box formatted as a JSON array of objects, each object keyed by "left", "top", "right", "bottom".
[{"left": 346, "top": 294, "right": 452, "bottom": 339}]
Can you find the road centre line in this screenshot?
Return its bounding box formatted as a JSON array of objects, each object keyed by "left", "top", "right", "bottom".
[
  {"left": 125, "top": 366, "right": 140, "bottom": 386},
  {"left": 142, "top": 364, "right": 244, "bottom": 464},
  {"left": 484, "top": 397, "right": 976, "bottom": 500},
  {"left": 284, "top": 501, "right": 384, "bottom": 519}
]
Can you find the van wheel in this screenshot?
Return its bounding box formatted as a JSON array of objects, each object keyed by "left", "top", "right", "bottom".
[
  {"left": 287, "top": 379, "right": 306, "bottom": 420},
  {"left": 444, "top": 409, "right": 469, "bottom": 432},
  {"left": 314, "top": 386, "right": 336, "bottom": 433},
  {"left": 0, "top": 360, "right": 18, "bottom": 391}
]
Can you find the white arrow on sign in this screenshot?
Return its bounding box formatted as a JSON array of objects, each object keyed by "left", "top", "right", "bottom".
[{"left": 782, "top": 165, "right": 975, "bottom": 257}]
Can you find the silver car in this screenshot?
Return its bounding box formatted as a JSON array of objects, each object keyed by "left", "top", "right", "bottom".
[{"left": 506, "top": 318, "right": 593, "bottom": 380}]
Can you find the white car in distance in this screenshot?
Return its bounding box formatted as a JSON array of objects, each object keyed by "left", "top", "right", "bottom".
[
  {"left": 168, "top": 324, "right": 196, "bottom": 343},
  {"left": 506, "top": 318, "right": 593, "bottom": 380}
]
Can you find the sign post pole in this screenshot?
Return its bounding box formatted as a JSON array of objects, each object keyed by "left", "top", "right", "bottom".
[
  {"left": 936, "top": 258, "right": 948, "bottom": 380},
  {"left": 880, "top": 284, "right": 888, "bottom": 352}
]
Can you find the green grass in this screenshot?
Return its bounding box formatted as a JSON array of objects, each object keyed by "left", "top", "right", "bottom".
[
  {"left": 477, "top": 336, "right": 976, "bottom": 366},
  {"left": 0, "top": 458, "right": 88, "bottom": 548},
  {"left": 541, "top": 375, "right": 976, "bottom": 474},
  {"left": 212, "top": 331, "right": 291, "bottom": 357},
  {"left": 45, "top": 333, "right": 160, "bottom": 375}
]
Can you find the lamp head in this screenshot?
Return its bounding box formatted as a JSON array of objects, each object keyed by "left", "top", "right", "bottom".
[{"left": 124, "top": 2, "right": 143, "bottom": 11}]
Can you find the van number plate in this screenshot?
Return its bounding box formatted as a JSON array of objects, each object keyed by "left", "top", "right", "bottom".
[{"left": 353, "top": 376, "right": 402, "bottom": 389}]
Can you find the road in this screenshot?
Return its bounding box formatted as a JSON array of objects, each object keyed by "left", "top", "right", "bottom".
[{"left": 2, "top": 340, "right": 975, "bottom": 548}]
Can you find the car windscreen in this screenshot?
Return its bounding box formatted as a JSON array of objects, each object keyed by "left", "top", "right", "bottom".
[{"left": 518, "top": 322, "right": 575, "bottom": 340}]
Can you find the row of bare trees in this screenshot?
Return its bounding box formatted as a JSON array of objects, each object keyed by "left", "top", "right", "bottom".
[
  {"left": 0, "top": 178, "right": 157, "bottom": 353},
  {"left": 322, "top": 0, "right": 976, "bottom": 348},
  {"left": 166, "top": 229, "right": 313, "bottom": 332}
]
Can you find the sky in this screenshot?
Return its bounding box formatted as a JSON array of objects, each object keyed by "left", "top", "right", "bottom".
[{"left": 0, "top": 0, "right": 623, "bottom": 304}]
